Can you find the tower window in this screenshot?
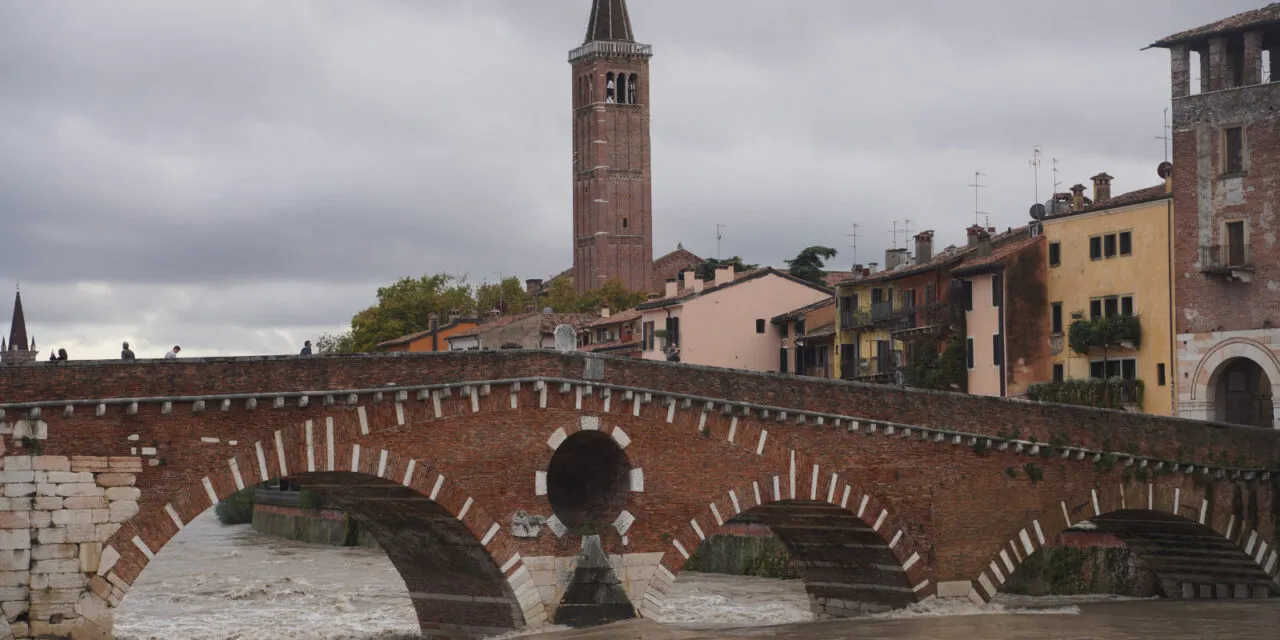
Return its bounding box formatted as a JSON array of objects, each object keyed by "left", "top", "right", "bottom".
[
  {"left": 1223, "top": 127, "right": 1244, "bottom": 175},
  {"left": 622, "top": 218, "right": 628, "bottom": 228},
  {"left": 616, "top": 73, "right": 628, "bottom": 104},
  {"left": 628, "top": 73, "right": 638, "bottom": 104},
  {"left": 605, "top": 72, "right": 616, "bottom": 103}
]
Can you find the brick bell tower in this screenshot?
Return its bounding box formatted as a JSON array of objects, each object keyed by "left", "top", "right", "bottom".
[{"left": 570, "top": 0, "right": 654, "bottom": 293}]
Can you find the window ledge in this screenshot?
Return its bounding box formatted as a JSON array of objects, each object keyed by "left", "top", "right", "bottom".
[{"left": 1218, "top": 172, "right": 1247, "bottom": 180}]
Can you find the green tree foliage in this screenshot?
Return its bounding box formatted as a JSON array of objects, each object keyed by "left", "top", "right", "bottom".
[
  {"left": 693, "top": 256, "right": 758, "bottom": 281},
  {"left": 901, "top": 335, "right": 968, "bottom": 392},
  {"left": 215, "top": 488, "right": 256, "bottom": 525},
  {"left": 785, "top": 246, "right": 838, "bottom": 285},
  {"left": 320, "top": 274, "right": 648, "bottom": 354}
]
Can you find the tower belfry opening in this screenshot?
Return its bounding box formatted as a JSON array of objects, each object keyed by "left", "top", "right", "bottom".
[{"left": 569, "top": 0, "right": 654, "bottom": 293}]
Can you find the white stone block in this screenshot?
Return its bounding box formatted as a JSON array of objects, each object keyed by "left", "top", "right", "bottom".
[
  {"left": 94, "top": 473, "right": 135, "bottom": 488},
  {"left": 36, "top": 528, "right": 66, "bottom": 545},
  {"left": 60, "top": 497, "right": 104, "bottom": 510},
  {"left": 0, "top": 530, "right": 30, "bottom": 550},
  {"left": 32, "top": 497, "right": 62, "bottom": 511},
  {"left": 104, "top": 487, "right": 141, "bottom": 502},
  {"left": 108, "top": 502, "right": 139, "bottom": 523},
  {"left": 45, "top": 472, "right": 93, "bottom": 484},
  {"left": 0, "top": 550, "right": 30, "bottom": 571},
  {"left": 80, "top": 543, "right": 102, "bottom": 573},
  {"left": 35, "top": 483, "right": 58, "bottom": 497},
  {"left": 46, "top": 571, "right": 87, "bottom": 590},
  {"left": 30, "top": 545, "right": 76, "bottom": 561},
  {"left": 65, "top": 524, "right": 97, "bottom": 543},
  {"left": 55, "top": 484, "right": 104, "bottom": 497},
  {"left": 0, "top": 571, "right": 27, "bottom": 587},
  {"left": 2, "top": 458, "right": 31, "bottom": 472},
  {"left": 30, "top": 559, "right": 79, "bottom": 574},
  {"left": 96, "top": 546, "right": 119, "bottom": 577},
  {"left": 51, "top": 510, "right": 95, "bottom": 526},
  {"left": 29, "top": 511, "right": 50, "bottom": 529},
  {"left": 0, "top": 471, "right": 34, "bottom": 484},
  {"left": 0, "top": 586, "right": 28, "bottom": 601},
  {"left": 3, "top": 484, "right": 35, "bottom": 498},
  {"left": 29, "top": 587, "right": 80, "bottom": 604}
]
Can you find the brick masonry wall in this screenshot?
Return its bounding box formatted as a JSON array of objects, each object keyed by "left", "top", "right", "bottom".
[{"left": 0, "top": 351, "right": 1277, "bottom": 637}]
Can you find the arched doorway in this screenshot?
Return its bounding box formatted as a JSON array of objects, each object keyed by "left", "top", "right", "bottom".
[{"left": 1212, "top": 357, "right": 1274, "bottom": 427}]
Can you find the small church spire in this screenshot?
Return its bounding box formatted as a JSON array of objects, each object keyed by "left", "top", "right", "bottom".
[
  {"left": 583, "top": 0, "right": 635, "bottom": 43},
  {"left": 8, "top": 290, "right": 28, "bottom": 352}
]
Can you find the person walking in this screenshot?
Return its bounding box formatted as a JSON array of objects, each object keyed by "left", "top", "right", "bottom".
[
  {"left": 300, "top": 340, "right": 313, "bottom": 356},
  {"left": 121, "top": 342, "right": 136, "bottom": 360},
  {"left": 57, "top": 348, "right": 67, "bottom": 361},
  {"left": 164, "top": 345, "right": 181, "bottom": 359}
]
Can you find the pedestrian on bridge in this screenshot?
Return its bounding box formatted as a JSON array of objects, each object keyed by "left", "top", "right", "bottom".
[
  {"left": 300, "top": 340, "right": 312, "bottom": 355},
  {"left": 121, "top": 342, "right": 136, "bottom": 360},
  {"left": 165, "top": 345, "right": 181, "bottom": 359}
]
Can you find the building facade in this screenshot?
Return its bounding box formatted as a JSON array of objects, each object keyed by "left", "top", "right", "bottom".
[
  {"left": 1039, "top": 173, "right": 1176, "bottom": 414},
  {"left": 1154, "top": 6, "right": 1280, "bottom": 428},
  {"left": 445, "top": 313, "right": 597, "bottom": 351},
  {"left": 772, "top": 298, "right": 836, "bottom": 378},
  {"left": 376, "top": 316, "right": 480, "bottom": 353},
  {"left": 636, "top": 267, "right": 830, "bottom": 372},
  {"left": 570, "top": 0, "right": 654, "bottom": 293}
]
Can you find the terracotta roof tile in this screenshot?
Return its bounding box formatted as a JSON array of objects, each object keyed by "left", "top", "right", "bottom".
[
  {"left": 1152, "top": 3, "right": 1280, "bottom": 47},
  {"left": 584, "top": 307, "right": 643, "bottom": 328},
  {"left": 951, "top": 236, "right": 1044, "bottom": 275}
]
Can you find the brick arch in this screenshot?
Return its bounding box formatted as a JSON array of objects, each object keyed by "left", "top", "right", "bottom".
[
  {"left": 85, "top": 418, "right": 547, "bottom": 639},
  {"left": 1189, "top": 336, "right": 1280, "bottom": 403},
  {"left": 965, "top": 482, "right": 1280, "bottom": 603},
  {"left": 634, "top": 411, "right": 933, "bottom": 620}
]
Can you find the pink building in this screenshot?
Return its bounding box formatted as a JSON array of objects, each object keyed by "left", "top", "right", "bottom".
[{"left": 636, "top": 266, "right": 832, "bottom": 372}]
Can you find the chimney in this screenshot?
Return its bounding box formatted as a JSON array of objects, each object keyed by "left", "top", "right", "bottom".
[
  {"left": 692, "top": 278, "right": 704, "bottom": 293},
  {"left": 884, "top": 248, "right": 909, "bottom": 270},
  {"left": 851, "top": 264, "right": 863, "bottom": 279},
  {"left": 1069, "top": 184, "right": 1086, "bottom": 211},
  {"left": 913, "top": 230, "right": 934, "bottom": 265},
  {"left": 525, "top": 279, "right": 543, "bottom": 296},
  {"left": 448, "top": 309, "right": 460, "bottom": 324},
  {"left": 867, "top": 262, "right": 879, "bottom": 274},
  {"left": 681, "top": 270, "right": 697, "bottom": 291},
  {"left": 1091, "top": 173, "right": 1113, "bottom": 203},
  {"left": 665, "top": 278, "right": 678, "bottom": 299},
  {"left": 714, "top": 265, "right": 734, "bottom": 287},
  {"left": 966, "top": 224, "right": 989, "bottom": 247},
  {"left": 600, "top": 307, "right": 611, "bottom": 319}
]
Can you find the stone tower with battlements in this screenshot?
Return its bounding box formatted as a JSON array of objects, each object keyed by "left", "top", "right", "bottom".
[{"left": 570, "top": 0, "right": 654, "bottom": 293}]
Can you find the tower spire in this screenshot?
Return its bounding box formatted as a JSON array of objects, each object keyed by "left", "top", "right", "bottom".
[
  {"left": 8, "top": 290, "right": 28, "bottom": 352},
  {"left": 583, "top": 0, "right": 635, "bottom": 43}
]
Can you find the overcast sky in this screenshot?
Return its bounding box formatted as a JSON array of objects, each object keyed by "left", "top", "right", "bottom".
[{"left": 0, "top": 0, "right": 1258, "bottom": 359}]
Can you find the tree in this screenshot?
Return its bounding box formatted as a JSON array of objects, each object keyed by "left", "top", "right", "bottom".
[
  {"left": 785, "top": 246, "right": 838, "bottom": 285},
  {"left": 693, "top": 256, "right": 758, "bottom": 281},
  {"left": 315, "top": 331, "right": 356, "bottom": 354},
  {"left": 344, "top": 274, "right": 475, "bottom": 352},
  {"left": 544, "top": 277, "right": 647, "bottom": 314},
  {"left": 475, "top": 277, "right": 533, "bottom": 317}
]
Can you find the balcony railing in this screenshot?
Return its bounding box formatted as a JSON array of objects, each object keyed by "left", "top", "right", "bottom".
[
  {"left": 1026, "top": 378, "right": 1144, "bottom": 411},
  {"left": 1200, "top": 244, "right": 1254, "bottom": 280},
  {"left": 1068, "top": 314, "right": 1142, "bottom": 353},
  {"left": 568, "top": 41, "right": 654, "bottom": 62}
]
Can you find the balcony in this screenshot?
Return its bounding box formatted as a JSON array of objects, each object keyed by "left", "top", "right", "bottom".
[
  {"left": 1199, "top": 244, "right": 1254, "bottom": 283},
  {"left": 568, "top": 41, "right": 654, "bottom": 62},
  {"left": 1027, "top": 378, "right": 1144, "bottom": 411},
  {"left": 890, "top": 302, "right": 963, "bottom": 339},
  {"left": 1068, "top": 314, "right": 1142, "bottom": 354},
  {"left": 841, "top": 353, "right": 901, "bottom": 383}
]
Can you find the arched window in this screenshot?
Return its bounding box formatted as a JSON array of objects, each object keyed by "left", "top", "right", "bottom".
[
  {"left": 616, "top": 73, "right": 628, "bottom": 104},
  {"left": 605, "top": 72, "right": 616, "bottom": 103},
  {"left": 628, "top": 73, "right": 639, "bottom": 104}
]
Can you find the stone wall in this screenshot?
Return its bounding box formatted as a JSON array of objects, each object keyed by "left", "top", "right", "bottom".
[{"left": 0, "top": 454, "right": 139, "bottom": 639}]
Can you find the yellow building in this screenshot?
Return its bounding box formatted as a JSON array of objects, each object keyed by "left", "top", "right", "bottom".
[
  {"left": 1040, "top": 172, "right": 1176, "bottom": 415},
  {"left": 833, "top": 274, "right": 898, "bottom": 382}
]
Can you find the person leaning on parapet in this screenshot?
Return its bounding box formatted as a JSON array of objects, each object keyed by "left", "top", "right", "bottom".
[
  {"left": 121, "top": 342, "right": 136, "bottom": 360},
  {"left": 164, "top": 345, "right": 181, "bottom": 359},
  {"left": 300, "top": 340, "right": 312, "bottom": 356}
]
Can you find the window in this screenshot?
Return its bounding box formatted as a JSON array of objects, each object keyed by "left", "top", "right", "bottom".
[
  {"left": 780, "top": 323, "right": 789, "bottom": 338},
  {"left": 1226, "top": 220, "right": 1247, "bottom": 267},
  {"left": 871, "top": 288, "right": 884, "bottom": 304},
  {"left": 1103, "top": 233, "right": 1117, "bottom": 258},
  {"left": 1090, "top": 299, "right": 1103, "bottom": 319},
  {"left": 779, "top": 348, "right": 788, "bottom": 374},
  {"left": 1089, "top": 236, "right": 1102, "bottom": 260},
  {"left": 1053, "top": 363, "right": 1064, "bottom": 382},
  {"left": 1051, "top": 302, "right": 1063, "bottom": 334},
  {"left": 1089, "top": 358, "right": 1137, "bottom": 380},
  {"left": 1118, "top": 231, "right": 1132, "bottom": 256},
  {"left": 665, "top": 317, "right": 680, "bottom": 346},
  {"left": 1120, "top": 296, "right": 1134, "bottom": 316},
  {"left": 991, "top": 274, "right": 1003, "bottom": 307},
  {"left": 1103, "top": 296, "right": 1118, "bottom": 317},
  {"left": 755, "top": 319, "right": 766, "bottom": 334},
  {"left": 992, "top": 334, "right": 1003, "bottom": 366},
  {"left": 796, "top": 319, "right": 806, "bottom": 335},
  {"left": 622, "top": 218, "right": 628, "bottom": 228},
  {"left": 963, "top": 280, "right": 973, "bottom": 311},
  {"left": 925, "top": 282, "right": 936, "bottom": 305},
  {"left": 966, "top": 337, "right": 975, "bottom": 370},
  {"left": 643, "top": 321, "right": 655, "bottom": 351},
  {"left": 903, "top": 289, "right": 917, "bottom": 311},
  {"left": 1224, "top": 126, "right": 1244, "bottom": 175},
  {"left": 1049, "top": 242, "right": 1061, "bottom": 267},
  {"left": 1157, "top": 363, "right": 1166, "bottom": 386}
]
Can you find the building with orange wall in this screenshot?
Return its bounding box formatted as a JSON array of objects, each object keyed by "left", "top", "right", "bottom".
[{"left": 376, "top": 317, "right": 480, "bottom": 353}]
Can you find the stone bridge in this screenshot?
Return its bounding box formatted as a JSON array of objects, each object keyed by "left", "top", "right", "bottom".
[{"left": 0, "top": 350, "right": 1277, "bottom": 639}]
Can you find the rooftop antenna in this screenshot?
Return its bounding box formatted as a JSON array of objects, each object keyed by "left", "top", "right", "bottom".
[
  {"left": 846, "top": 223, "right": 862, "bottom": 265},
  {"left": 1029, "top": 145, "right": 1043, "bottom": 204},
  {"left": 1052, "top": 158, "right": 1062, "bottom": 196},
  {"left": 887, "top": 221, "right": 899, "bottom": 249},
  {"left": 967, "top": 171, "right": 988, "bottom": 226},
  {"left": 1154, "top": 107, "right": 1171, "bottom": 163},
  {"left": 715, "top": 223, "right": 727, "bottom": 260}
]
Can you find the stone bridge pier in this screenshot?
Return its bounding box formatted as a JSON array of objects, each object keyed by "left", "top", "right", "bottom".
[{"left": 0, "top": 350, "right": 1276, "bottom": 639}]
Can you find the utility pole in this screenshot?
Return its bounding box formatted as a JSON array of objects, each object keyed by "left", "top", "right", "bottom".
[{"left": 715, "top": 224, "right": 727, "bottom": 260}]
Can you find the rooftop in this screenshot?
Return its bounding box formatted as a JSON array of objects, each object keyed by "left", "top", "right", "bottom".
[
  {"left": 637, "top": 268, "right": 831, "bottom": 311},
  {"left": 836, "top": 227, "right": 1030, "bottom": 288},
  {"left": 1151, "top": 3, "right": 1280, "bottom": 48},
  {"left": 375, "top": 317, "right": 479, "bottom": 349},
  {"left": 1044, "top": 184, "right": 1170, "bottom": 221},
  {"left": 771, "top": 297, "right": 836, "bottom": 324},
  {"left": 951, "top": 235, "right": 1044, "bottom": 276},
  {"left": 583, "top": 307, "right": 643, "bottom": 329}
]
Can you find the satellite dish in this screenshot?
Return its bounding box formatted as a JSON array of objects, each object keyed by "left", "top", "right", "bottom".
[
  {"left": 1029, "top": 203, "right": 1047, "bottom": 221},
  {"left": 1157, "top": 161, "right": 1173, "bottom": 179}
]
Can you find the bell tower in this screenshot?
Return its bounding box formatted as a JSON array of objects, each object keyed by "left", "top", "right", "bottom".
[{"left": 569, "top": 0, "right": 654, "bottom": 293}]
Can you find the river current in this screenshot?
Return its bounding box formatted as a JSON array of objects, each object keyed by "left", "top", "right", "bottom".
[{"left": 115, "top": 512, "right": 1278, "bottom": 640}]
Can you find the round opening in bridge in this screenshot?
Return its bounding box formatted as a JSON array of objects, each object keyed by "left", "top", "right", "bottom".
[{"left": 547, "top": 431, "right": 631, "bottom": 530}]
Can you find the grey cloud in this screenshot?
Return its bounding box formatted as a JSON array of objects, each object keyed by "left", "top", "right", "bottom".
[{"left": 0, "top": 0, "right": 1261, "bottom": 359}]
